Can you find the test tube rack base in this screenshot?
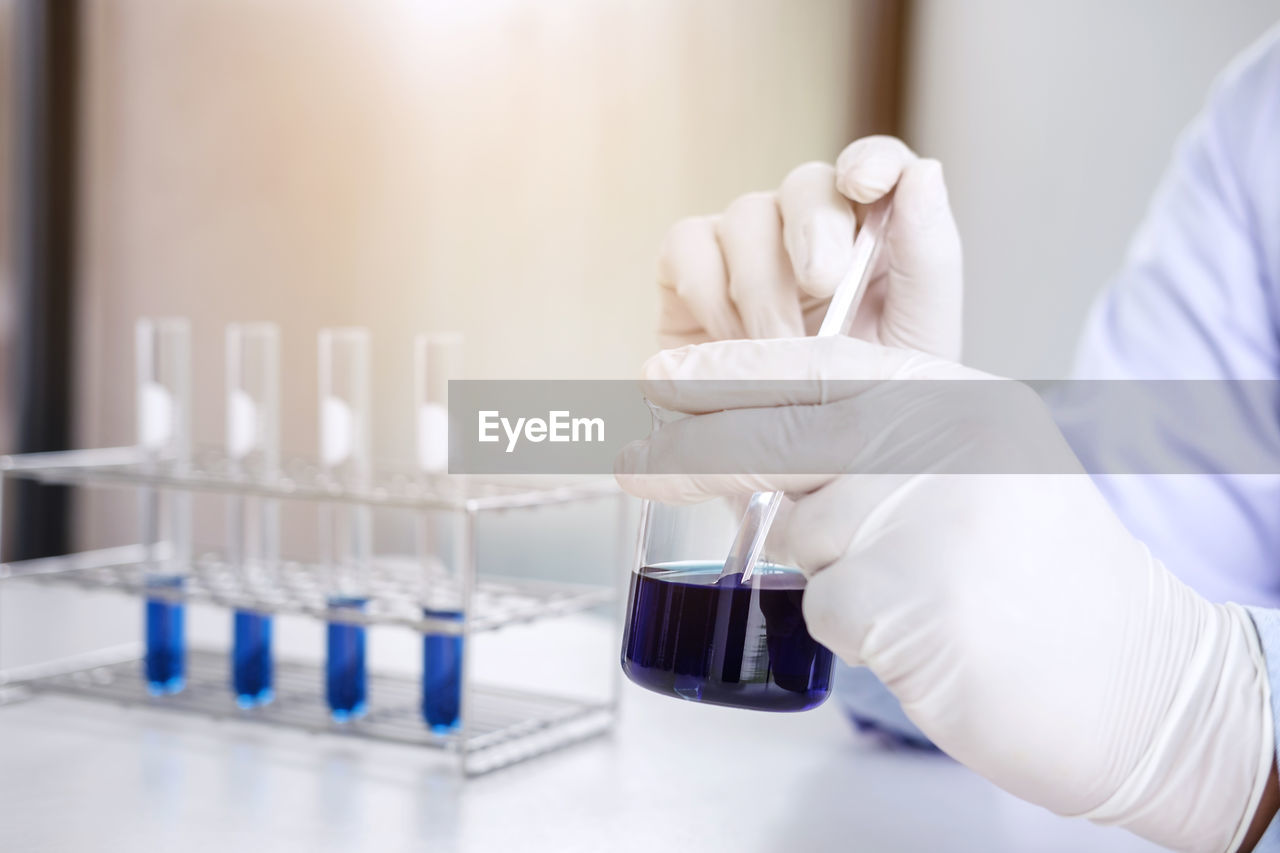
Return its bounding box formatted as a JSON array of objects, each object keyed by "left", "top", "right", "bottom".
[{"left": 1, "top": 648, "right": 614, "bottom": 776}]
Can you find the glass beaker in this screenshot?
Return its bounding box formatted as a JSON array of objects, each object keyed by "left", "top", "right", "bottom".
[{"left": 621, "top": 409, "right": 834, "bottom": 712}]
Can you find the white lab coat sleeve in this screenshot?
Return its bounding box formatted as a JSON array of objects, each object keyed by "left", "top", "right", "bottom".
[{"left": 1064, "top": 24, "right": 1280, "bottom": 606}]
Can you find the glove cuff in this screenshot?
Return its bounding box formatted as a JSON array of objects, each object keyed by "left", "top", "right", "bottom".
[{"left": 1082, "top": 601, "right": 1272, "bottom": 853}]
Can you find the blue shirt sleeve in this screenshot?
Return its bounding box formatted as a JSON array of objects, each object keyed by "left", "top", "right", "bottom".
[
  {"left": 1245, "top": 607, "right": 1280, "bottom": 851},
  {"left": 1064, "top": 25, "right": 1280, "bottom": 606}
]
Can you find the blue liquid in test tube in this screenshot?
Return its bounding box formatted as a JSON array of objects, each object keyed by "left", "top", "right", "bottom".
[
  {"left": 137, "top": 318, "right": 191, "bottom": 696},
  {"left": 326, "top": 596, "right": 368, "bottom": 721},
  {"left": 226, "top": 323, "right": 281, "bottom": 709},
  {"left": 319, "top": 329, "right": 373, "bottom": 723},
  {"left": 414, "top": 333, "right": 465, "bottom": 734},
  {"left": 421, "top": 608, "right": 463, "bottom": 732},
  {"left": 233, "top": 610, "right": 274, "bottom": 707},
  {"left": 145, "top": 575, "right": 186, "bottom": 695}
]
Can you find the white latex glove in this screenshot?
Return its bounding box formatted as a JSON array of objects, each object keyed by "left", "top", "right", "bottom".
[
  {"left": 616, "top": 336, "right": 1275, "bottom": 853},
  {"left": 657, "top": 136, "right": 962, "bottom": 359}
]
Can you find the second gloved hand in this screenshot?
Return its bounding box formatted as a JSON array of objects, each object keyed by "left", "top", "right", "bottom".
[
  {"left": 616, "top": 336, "right": 1273, "bottom": 853},
  {"left": 658, "top": 136, "right": 962, "bottom": 358}
]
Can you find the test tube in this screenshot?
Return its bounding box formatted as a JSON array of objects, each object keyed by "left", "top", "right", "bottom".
[
  {"left": 319, "top": 328, "right": 372, "bottom": 722},
  {"left": 415, "top": 333, "right": 464, "bottom": 732},
  {"left": 226, "top": 323, "right": 280, "bottom": 708},
  {"left": 136, "top": 317, "right": 192, "bottom": 695}
]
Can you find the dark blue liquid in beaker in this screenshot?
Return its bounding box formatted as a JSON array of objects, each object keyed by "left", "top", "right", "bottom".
[
  {"left": 144, "top": 575, "right": 186, "bottom": 695},
  {"left": 421, "top": 608, "right": 463, "bottom": 733},
  {"left": 232, "top": 610, "right": 274, "bottom": 708},
  {"left": 622, "top": 561, "right": 833, "bottom": 712},
  {"left": 326, "top": 596, "right": 368, "bottom": 722}
]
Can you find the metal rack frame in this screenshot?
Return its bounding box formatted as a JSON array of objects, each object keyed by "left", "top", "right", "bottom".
[{"left": 0, "top": 447, "right": 629, "bottom": 776}]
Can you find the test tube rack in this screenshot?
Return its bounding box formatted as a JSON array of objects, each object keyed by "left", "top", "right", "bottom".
[{"left": 0, "top": 446, "right": 628, "bottom": 776}]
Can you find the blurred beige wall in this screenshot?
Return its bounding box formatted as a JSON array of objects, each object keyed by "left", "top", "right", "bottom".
[
  {"left": 75, "top": 0, "right": 868, "bottom": 474},
  {"left": 905, "top": 0, "right": 1279, "bottom": 377}
]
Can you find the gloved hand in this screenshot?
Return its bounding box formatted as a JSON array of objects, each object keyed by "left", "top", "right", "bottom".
[
  {"left": 657, "top": 136, "right": 963, "bottom": 360},
  {"left": 616, "top": 336, "right": 1275, "bottom": 853}
]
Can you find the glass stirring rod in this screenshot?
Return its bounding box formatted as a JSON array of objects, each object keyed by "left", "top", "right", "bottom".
[{"left": 721, "top": 199, "right": 891, "bottom": 584}]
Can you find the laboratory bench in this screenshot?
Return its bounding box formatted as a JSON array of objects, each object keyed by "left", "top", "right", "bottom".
[{"left": 0, "top": 676, "right": 1165, "bottom": 853}]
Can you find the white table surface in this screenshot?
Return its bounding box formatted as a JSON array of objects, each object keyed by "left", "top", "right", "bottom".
[{"left": 0, "top": 676, "right": 1166, "bottom": 853}]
